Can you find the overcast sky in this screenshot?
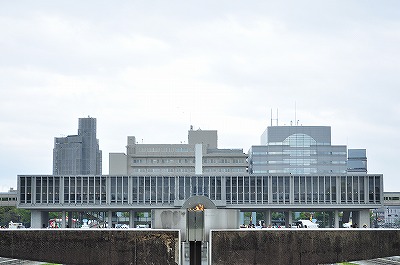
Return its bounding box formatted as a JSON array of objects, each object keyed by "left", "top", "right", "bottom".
[{"left": 1, "top": 1, "right": 399, "bottom": 192}]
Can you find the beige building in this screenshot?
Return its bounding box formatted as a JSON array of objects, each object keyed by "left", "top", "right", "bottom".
[{"left": 109, "top": 128, "right": 248, "bottom": 175}]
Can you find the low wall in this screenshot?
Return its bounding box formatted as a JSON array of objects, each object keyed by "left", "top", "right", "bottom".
[
  {"left": 0, "top": 229, "right": 179, "bottom": 265},
  {"left": 211, "top": 229, "right": 400, "bottom": 265},
  {"left": 2, "top": 229, "right": 400, "bottom": 264}
]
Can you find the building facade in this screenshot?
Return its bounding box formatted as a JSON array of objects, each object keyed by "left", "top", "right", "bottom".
[
  {"left": 347, "top": 149, "right": 368, "bottom": 173},
  {"left": 109, "top": 128, "right": 248, "bottom": 175},
  {"left": 0, "top": 188, "right": 17, "bottom": 207},
  {"left": 17, "top": 123, "right": 384, "bottom": 229},
  {"left": 249, "top": 126, "right": 347, "bottom": 174},
  {"left": 374, "top": 192, "right": 400, "bottom": 228},
  {"left": 53, "top": 117, "right": 102, "bottom": 175},
  {"left": 18, "top": 173, "right": 382, "bottom": 228}
]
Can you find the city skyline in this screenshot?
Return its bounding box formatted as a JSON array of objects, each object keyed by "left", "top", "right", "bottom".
[{"left": 1, "top": 1, "right": 399, "bottom": 191}]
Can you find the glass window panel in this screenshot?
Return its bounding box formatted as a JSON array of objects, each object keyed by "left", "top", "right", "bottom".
[
  {"left": 179, "top": 177, "right": 184, "bottom": 200},
  {"left": 238, "top": 177, "right": 243, "bottom": 203},
  {"left": 369, "top": 176, "right": 374, "bottom": 203},
  {"left": 216, "top": 177, "right": 221, "bottom": 200},
  {"left": 359, "top": 177, "right": 364, "bottom": 203},
  {"left": 306, "top": 177, "right": 312, "bottom": 203},
  {"left": 132, "top": 177, "right": 138, "bottom": 203},
  {"left": 341, "top": 176, "right": 346, "bottom": 203},
  {"left": 20, "top": 177, "right": 26, "bottom": 203},
  {"left": 375, "top": 176, "right": 380, "bottom": 202},
  {"left": 26, "top": 178, "right": 31, "bottom": 203},
  {"left": 293, "top": 177, "right": 299, "bottom": 203},
  {"left": 319, "top": 176, "right": 324, "bottom": 203},
  {"left": 244, "top": 177, "right": 250, "bottom": 202},
  {"left": 157, "top": 177, "right": 162, "bottom": 203},
  {"left": 226, "top": 177, "right": 231, "bottom": 202},
  {"left": 325, "top": 177, "right": 331, "bottom": 202},
  {"left": 274, "top": 177, "right": 279, "bottom": 203},
  {"left": 232, "top": 177, "right": 237, "bottom": 203},
  {"left": 36, "top": 177, "right": 41, "bottom": 203}
]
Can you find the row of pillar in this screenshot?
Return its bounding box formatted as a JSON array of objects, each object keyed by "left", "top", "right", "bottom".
[
  {"left": 31, "top": 209, "right": 371, "bottom": 229},
  {"left": 239, "top": 209, "right": 370, "bottom": 228},
  {"left": 30, "top": 210, "right": 152, "bottom": 229}
]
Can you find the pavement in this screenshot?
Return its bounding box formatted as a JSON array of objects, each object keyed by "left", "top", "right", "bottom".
[
  {"left": 333, "top": 256, "right": 400, "bottom": 265},
  {"left": 0, "top": 258, "right": 49, "bottom": 264}
]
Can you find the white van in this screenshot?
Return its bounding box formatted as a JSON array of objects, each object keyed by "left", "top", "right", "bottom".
[
  {"left": 8, "top": 221, "right": 25, "bottom": 229},
  {"left": 293, "top": 220, "right": 319, "bottom": 228}
]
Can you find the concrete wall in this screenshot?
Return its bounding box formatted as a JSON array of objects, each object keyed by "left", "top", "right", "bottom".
[
  {"left": 152, "top": 209, "right": 239, "bottom": 242},
  {"left": 2, "top": 229, "right": 400, "bottom": 265},
  {"left": 152, "top": 209, "right": 187, "bottom": 240},
  {"left": 0, "top": 229, "right": 179, "bottom": 265},
  {"left": 211, "top": 229, "right": 400, "bottom": 265},
  {"left": 109, "top": 153, "right": 128, "bottom": 175}
]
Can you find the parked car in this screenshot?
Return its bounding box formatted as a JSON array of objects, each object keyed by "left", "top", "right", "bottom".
[{"left": 293, "top": 220, "right": 319, "bottom": 228}]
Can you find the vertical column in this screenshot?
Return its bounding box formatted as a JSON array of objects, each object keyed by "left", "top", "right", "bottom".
[
  {"left": 221, "top": 176, "right": 226, "bottom": 201},
  {"left": 290, "top": 176, "right": 294, "bottom": 204},
  {"left": 352, "top": 211, "right": 360, "bottom": 228},
  {"left": 60, "top": 176, "right": 64, "bottom": 204},
  {"left": 264, "top": 210, "right": 271, "bottom": 227},
  {"left": 334, "top": 210, "right": 339, "bottom": 228},
  {"left": 327, "top": 212, "right": 333, "bottom": 228},
  {"left": 30, "top": 210, "right": 43, "bottom": 228},
  {"left": 61, "top": 211, "right": 66, "bottom": 228},
  {"left": 342, "top": 211, "right": 351, "bottom": 224},
  {"left": 284, "top": 211, "right": 293, "bottom": 227},
  {"left": 108, "top": 210, "right": 113, "bottom": 228},
  {"left": 68, "top": 211, "right": 73, "bottom": 228},
  {"left": 129, "top": 210, "right": 136, "bottom": 228},
  {"left": 359, "top": 209, "right": 370, "bottom": 228}
]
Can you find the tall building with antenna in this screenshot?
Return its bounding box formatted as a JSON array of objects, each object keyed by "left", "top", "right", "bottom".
[
  {"left": 53, "top": 117, "right": 102, "bottom": 175},
  {"left": 249, "top": 125, "right": 347, "bottom": 174}
]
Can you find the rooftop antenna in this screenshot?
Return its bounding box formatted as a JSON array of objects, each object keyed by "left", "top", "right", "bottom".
[
  {"left": 270, "top": 108, "right": 279, "bottom": 126},
  {"left": 294, "top": 101, "right": 297, "bottom": 126}
]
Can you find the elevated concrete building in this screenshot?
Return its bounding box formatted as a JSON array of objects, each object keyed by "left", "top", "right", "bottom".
[{"left": 18, "top": 173, "right": 382, "bottom": 228}]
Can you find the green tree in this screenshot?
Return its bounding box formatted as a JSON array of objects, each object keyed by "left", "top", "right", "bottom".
[{"left": 0, "top": 207, "right": 31, "bottom": 227}]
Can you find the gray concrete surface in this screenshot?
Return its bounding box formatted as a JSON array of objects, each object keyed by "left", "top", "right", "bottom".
[
  {"left": 211, "top": 229, "right": 400, "bottom": 265},
  {"left": 0, "top": 229, "right": 179, "bottom": 265}
]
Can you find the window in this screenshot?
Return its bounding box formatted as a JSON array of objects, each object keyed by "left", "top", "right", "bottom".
[{"left": 283, "top": 133, "right": 317, "bottom": 147}]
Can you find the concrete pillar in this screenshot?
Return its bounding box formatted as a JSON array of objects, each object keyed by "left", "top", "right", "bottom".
[
  {"left": 43, "top": 212, "right": 49, "bottom": 228},
  {"left": 108, "top": 211, "right": 113, "bottom": 228},
  {"left": 352, "top": 211, "right": 360, "bottom": 228},
  {"left": 359, "top": 210, "right": 370, "bottom": 228},
  {"left": 61, "top": 211, "right": 66, "bottom": 228},
  {"left": 334, "top": 210, "right": 339, "bottom": 228},
  {"left": 284, "top": 211, "right": 293, "bottom": 227},
  {"left": 342, "top": 211, "right": 351, "bottom": 224},
  {"left": 129, "top": 210, "right": 135, "bottom": 228},
  {"left": 264, "top": 210, "right": 271, "bottom": 227},
  {"left": 67, "top": 211, "right": 73, "bottom": 228},
  {"left": 31, "top": 210, "right": 44, "bottom": 228},
  {"left": 327, "top": 212, "right": 332, "bottom": 228}
]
